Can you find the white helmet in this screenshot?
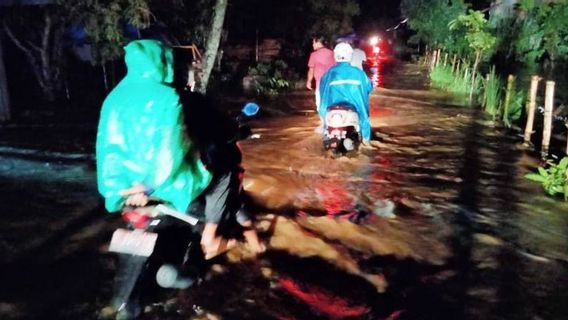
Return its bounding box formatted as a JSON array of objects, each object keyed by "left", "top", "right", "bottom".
[{"left": 334, "top": 42, "right": 353, "bottom": 62}]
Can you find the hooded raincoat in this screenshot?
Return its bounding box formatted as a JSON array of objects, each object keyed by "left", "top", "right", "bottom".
[
  {"left": 319, "top": 62, "right": 373, "bottom": 142},
  {"left": 96, "top": 40, "right": 212, "bottom": 213}
]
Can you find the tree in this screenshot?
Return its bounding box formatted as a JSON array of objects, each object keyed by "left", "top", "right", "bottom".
[
  {"left": 401, "top": 0, "right": 466, "bottom": 49},
  {"left": 0, "top": 32, "right": 10, "bottom": 122},
  {"left": 2, "top": 4, "right": 66, "bottom": 101},
  {"left": 197, "top": 0, "right": 228, "bottom": 93},
  {"left": 306, "top": 0, "right": 360, "bottom": 42},
  {"left": 450, "top": 10, "right": 496, "bottom": 102},
  {"left": 490, "top": 0, "right": 568, "bottom": 70},
  {"left": 1, "top": 0, "right": 151, "bottom": 101}
]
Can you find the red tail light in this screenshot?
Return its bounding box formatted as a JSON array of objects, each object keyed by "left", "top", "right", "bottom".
[{"left": 122, "top": 210, "right": 150, "bottom": 229}]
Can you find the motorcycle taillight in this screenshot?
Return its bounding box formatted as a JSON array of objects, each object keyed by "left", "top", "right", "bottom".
[{"left": 122, "top": 210, "right": 150, "bottom": 229}]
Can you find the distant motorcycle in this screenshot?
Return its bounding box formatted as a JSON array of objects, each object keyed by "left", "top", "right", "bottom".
[{"left": 323, "top": 103, "right": 361, "bottom": 154}]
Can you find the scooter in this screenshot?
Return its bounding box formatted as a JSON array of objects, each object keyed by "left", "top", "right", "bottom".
[
  {"left": 323, "top": 103, "right": 361, "bottom": 154},
  {"left": 107, "top": 203, "right": 204, "bottom": 319},
  {"left": 106, "top": 103, "right": 261, "bottom": 319}
]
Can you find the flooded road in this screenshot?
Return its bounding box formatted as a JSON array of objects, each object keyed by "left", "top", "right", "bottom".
[{"left": 1, "top": 61, "right": 567, "bottom": 320}]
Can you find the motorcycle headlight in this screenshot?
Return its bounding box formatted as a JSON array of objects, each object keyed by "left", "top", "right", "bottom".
[{"left": 327, "top": 113, "right": 344, "bottom": 127}]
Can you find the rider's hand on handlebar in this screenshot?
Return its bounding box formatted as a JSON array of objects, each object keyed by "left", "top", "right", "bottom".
[{"left": 124, "top": 192, "right": 150, "bottom": 207}]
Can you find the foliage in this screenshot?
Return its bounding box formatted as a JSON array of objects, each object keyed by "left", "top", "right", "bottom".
[
  {"left": 502, "top": 87, "right": 525, "bottom": 127},
  {"left": 525, "top": 157, "right": 568, "bottom": 200},
  {"left": 430, "top": 62, "right": 480, "bottom": 97},
  {"left": 246, "top": 60, "right": 290, "bottom": 96},
  {"left": 150, "top": 0, "right": 213, "bottom": 47},
  {"left": 491, "top": 0, "right": 568, "bottom": 66},
  {"left": 482, "top": 66, "right": 502, "bottom": 117},
  {"left": 401, "top": 0, "right": 467, "bottom": 49},
  {"left": 67, "top": 0, "right": 152, "bottom": 65},
  {"left": 306, "top": 0, "right": 360, "bottom": 42},
  {"left": 449, "top": 10, "right": 496, "bottom": 59}
]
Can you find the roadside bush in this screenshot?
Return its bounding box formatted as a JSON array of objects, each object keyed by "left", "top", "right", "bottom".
[
  {"left": 246, "top": 60, "right": 290, "bottom": 96},
  {"left": 525, "top": 157, "right": 568, "bottom": 201}
]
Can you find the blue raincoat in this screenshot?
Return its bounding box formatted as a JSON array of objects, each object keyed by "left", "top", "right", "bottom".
[
  {"left": 96, "top": 40, "right": 212, "bottom": 213},
  {"left": 319, "top": 62, "right": 373, "bottom": 142}
]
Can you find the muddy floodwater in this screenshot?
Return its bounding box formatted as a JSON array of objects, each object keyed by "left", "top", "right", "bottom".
[{"left": 1, "top": 62, "right": 567, "bottom": 320}]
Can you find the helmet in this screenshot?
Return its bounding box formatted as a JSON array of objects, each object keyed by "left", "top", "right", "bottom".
[{"left": 334, "top": 42, "right": 353, "bottom": 62}]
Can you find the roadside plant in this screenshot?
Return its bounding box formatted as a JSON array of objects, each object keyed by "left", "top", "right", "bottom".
[
  {"left": 482, "top": 66, "right": 502, "bottom": 118},
  {"left": 525, "top": 157, "right": 568, "bottom": 200},
  {"left": 502, "top": 88, "right": 525, "bottom": 127},
  {"left": 430, "top": 62, "right": 480, "bottom": 98},
  {"left": 449, "top": 10, "right": 497, "bottom": 103},
  {"left": 246, "top": 60, "right": 290, "bottom": 96}
]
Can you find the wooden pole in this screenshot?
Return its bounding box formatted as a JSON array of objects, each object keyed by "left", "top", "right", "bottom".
[
  {"left": 451, "top": 54, "right": 457, "bottom": 72},
  {"left": 503, "top": 74, "right": 515, "bottom": 123},
  {"left": 436, "top": 48, "right": 441, "bottom": 66},
  {"left": 523, "top": 75, "right": 541, "bottom": 146},
  {"left": 565, "top": 120, "right": 568, "bottom": 156},
  {"left": 443, "top": 52, "right": 448, "bottom": 66},
  {"left": 431, "top": 49, "right": 437, "bottom": 69},
  {"left": 541, "top": 81, "right": 555, "bottom": 159}
]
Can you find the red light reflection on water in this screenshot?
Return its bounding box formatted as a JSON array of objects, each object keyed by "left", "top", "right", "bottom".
[
  {"left": 314, "top": 180, "right": 355, "bottom": 216},
  {"left": 367, "top": 59, "right": 384, "bottom": 88},
  {"left": 279, "top": 276, "right": 370, "bottom": 319}
]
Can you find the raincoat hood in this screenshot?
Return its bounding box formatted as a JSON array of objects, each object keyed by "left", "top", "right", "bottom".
[
  {"left": 96, "top": 40, "right": 211, "bottom": 213},
  {"left": 123, "top": 39, "right": 174, "bottom": 84}
]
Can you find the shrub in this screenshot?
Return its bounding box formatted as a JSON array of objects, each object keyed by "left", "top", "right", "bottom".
[
  {"left": 482, "top": 66, "right": 502, "bottom": 118},
  {"left": 525, "top": 157, "right": 568, "bottom": 200},
  {"left": 246, "top": 60, "right": 290, "bottom": 96}
]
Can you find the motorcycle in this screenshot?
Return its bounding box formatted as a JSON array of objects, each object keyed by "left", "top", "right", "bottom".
[
  {"left": 323, "top": 103, "right": 361, "bottom": 154},
  {"left": 107, "top": 203, "right": 204, "bottom": 319},
  {"left": 105, "top": 102, "right": 260, "bottom": 319}
]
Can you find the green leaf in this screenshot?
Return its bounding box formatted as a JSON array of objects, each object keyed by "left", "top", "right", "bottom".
[
  {"left": 558, "top": 157, "right": 568, "bottom": 170},
  {"left": 525, "top": 173, "right": 547, "bottom": 182},
  {"left": 538, "top": 167, "right": 549, "bottom": 177}
]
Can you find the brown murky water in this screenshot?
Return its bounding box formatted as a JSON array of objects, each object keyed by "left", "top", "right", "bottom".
[{"left": 1, "top": 62, "right": 567, "bottom": 320}]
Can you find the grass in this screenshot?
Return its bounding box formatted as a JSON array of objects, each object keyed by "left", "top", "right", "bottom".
[{"left": 430, "top": 62, "right": 481, "bottom": 99}]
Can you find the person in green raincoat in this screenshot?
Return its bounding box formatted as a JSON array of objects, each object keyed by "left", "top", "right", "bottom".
[
  {"left": 96, "top": 39, "right": 211, "bottom": 216},
  {"left": 96, "top": 39, "right": 264, "bottom": 259}
]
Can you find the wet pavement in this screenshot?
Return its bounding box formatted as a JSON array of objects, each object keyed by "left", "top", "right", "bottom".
[{"left": 1, "top": 61, "right": 568, "bottom": 320}]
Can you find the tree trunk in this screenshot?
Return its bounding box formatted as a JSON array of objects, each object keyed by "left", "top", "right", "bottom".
[
  {"left": 197, "top": 0, "right": 228, "bottom": 94},
  {"left": 0, "top": 32, "right": 10, "bottom": 122}
]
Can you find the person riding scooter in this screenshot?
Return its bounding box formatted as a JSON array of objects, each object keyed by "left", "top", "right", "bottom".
[
  {"left": 97, "top": 39, "right": 264, "bottom": 262},
  {"left": 319, "top": 42, "right": 373, "bottom": 144}
]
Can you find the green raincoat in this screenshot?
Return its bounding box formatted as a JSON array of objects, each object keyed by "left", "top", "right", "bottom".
[{"left": 96, "top": 40, "right": 212, "bottom": 213}]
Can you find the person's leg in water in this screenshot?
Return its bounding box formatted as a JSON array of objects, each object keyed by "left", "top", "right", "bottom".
[
  {"left": 200, "top": 170, "right": 265, "bottom": 259},
  {"left": 236, "top": 207, "right": 266, "bottom": 254},
  {"left": 201, "top": 223, "right": 237, "bottom": 260}
]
